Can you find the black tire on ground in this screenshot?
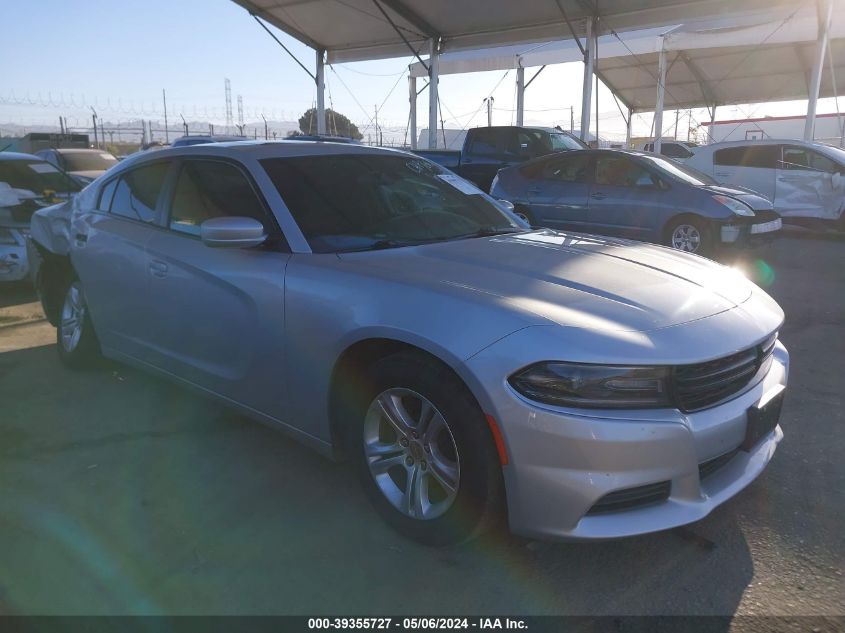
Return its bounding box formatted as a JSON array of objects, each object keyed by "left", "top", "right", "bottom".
[
  {"left": 665, "top": 215, "right": 714, "bottom": 257},
  {"left": 56, "top": 278, "right": 102, "bottom": 369},
  {"left": 354, "top": 351, "right": 506, "bottom": 545},
  {"left": 513, "top": 206, "right": 535, "bottom": 227}
]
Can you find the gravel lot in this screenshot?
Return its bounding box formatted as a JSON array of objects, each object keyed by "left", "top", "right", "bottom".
[{"left": 0, "top": 229, "right": 842, "bottom": 617}]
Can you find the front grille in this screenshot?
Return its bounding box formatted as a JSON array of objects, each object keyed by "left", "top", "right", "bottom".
[
  {"left": 586, "top": 481, "right": 671, "bottom": 515},
  {"left": 673, "top": 333, "right": 777, "bottom": 412},
  {"left": 698, "top": 449, "right": 739, "bottom": 481}
]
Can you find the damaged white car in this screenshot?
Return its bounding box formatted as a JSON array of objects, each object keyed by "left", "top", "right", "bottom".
[
  {"left": 0, "top": 152, "right": 80, "bottom": 282},
  {"left": 686, "top": 140, "right": 845, "bottom": 230}
]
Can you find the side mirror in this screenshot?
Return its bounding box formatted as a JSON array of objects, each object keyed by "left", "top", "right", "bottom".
[
  {"left": 200, "top": 216, "right": 267, "bottom": 248},
  {"left": 497, "top": 199, "right": 515, "bottom": 212}
]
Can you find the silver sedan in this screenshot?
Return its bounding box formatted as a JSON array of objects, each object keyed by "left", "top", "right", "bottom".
[{"left": 28, "top": 141, "right": 788, "bottom": 544}]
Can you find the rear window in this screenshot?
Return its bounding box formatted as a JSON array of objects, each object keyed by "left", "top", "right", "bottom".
[
  {"left": 61, "top": 151, "right": 118, "bottom": 172},
  {"left": 714, "top": 146, "right": 779, "bottom": 168},
  {"left": 0, "top": 159, "right": 80, "bottom": 197}
]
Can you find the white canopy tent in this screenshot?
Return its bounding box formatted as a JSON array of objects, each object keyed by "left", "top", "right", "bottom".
[
  {"left": 406, "top": 1, "right": 844, "bottom": 150},
  {"left": 231, "top": 0, "right": 821, "bottom": 148}
]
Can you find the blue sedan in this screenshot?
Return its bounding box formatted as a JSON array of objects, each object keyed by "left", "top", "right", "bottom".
[{"left": 490, "top": 149, "right": 782, "bottom": 255}]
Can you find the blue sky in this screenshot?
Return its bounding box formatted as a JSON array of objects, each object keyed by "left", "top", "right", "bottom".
[{"left": 2, "top": 0, "right": 839, "bottom": 141}]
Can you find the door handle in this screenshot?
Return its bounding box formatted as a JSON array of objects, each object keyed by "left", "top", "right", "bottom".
[
  {"left": 590, "top": 192, "right": 607, "bottom": 200},
  {"left": 527, "top": 187, "right": 541, "bottom": 195},
  {"left": 148, "top": 260, "right": 168, "bottom": 278}
]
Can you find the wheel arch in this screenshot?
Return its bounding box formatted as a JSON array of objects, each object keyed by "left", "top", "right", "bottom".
[
  {"left": 30, "top": 241, "right": 77, "bottom": 326},
  {"left": 327, "top": 335, "right": 490, "bottom": 461},
  {"left": 661, "top": 212, "right": 713, "bottom": 243}
]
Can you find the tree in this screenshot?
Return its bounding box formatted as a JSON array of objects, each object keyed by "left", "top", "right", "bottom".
[{"left": 296, "top": 107, "right": 363, "bottom": 139}]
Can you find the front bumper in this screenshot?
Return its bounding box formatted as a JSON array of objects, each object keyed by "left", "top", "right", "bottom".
[
  {"left": 467, "top": 340, "right": 788, "bottom": 541},
  {"left": 719, "top": 212, "right": 782, "bottom": 248}
]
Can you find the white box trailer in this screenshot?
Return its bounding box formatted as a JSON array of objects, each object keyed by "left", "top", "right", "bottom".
[{"left": 703, "top": 113, "right": 845, "bottom": 147}]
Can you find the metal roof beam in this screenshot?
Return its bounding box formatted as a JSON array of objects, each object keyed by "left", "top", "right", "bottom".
[
  {"left": 235, "top": 0, "right": 324, "bottom": 50},
  {"left": 678, "top": 50, "right": 719, "bottom": 107},
  {"left": 378, "top": 0, "right": 439, "bottom": 39}
]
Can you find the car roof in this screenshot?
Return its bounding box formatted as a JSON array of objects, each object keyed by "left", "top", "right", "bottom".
[
  {"left": 113, "top": 140, "right": 414, "bottom": 171},
  {"left": 0, "top": 151, "right": 42, "bottom": 161},
  {"left": 51, "top": 148, "right": 112, "bottom": 154}
]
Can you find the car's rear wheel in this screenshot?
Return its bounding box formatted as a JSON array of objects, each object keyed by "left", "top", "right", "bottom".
[
  {"left": 354, "top": 352, "right": 505, "bottom": 545},
  {"left": 666, "top": 216, "right": 713, "bottom": 256},
  {"left": 57, "top": 279, "right": 102, "bottom": 369}
]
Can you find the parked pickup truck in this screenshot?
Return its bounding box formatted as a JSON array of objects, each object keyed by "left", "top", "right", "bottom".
[{"left": 413, "top": 126, "right": 588, "bottom": 192}]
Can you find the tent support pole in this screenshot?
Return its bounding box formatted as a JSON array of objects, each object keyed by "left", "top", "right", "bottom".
[
  {"left": 653, "top": 42, "right": 668, "bottom": 154},
  {"left": 428, "top": 38, "right": 439, "bottom": 149},
  {"left": 409, "top": 75, "right": 417, "bottom": 149},
  {"left": 516, "top": 66, "right": 525, "bottom": 127},
  {"left": 316, "top": 49, "right": 326, "bottom": 135},
  {"left": 626, "top": 108, "right": 633, "bottom": 148},
  {"left": 579, "top": 17, "right": 595, "bottom": 142},
  {"left": 708, "top": 105, "right": 717, "bottom": 142},
  {"left": 805, "top": 0, "right": 833, "bottom": 140}
]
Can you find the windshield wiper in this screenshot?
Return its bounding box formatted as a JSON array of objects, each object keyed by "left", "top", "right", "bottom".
[{"left": 448, "top": 227, "right": 528, "bottom": 241}]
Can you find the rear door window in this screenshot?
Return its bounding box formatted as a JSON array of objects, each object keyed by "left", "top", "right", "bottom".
[
  {"left": 109, "top": 161, "right": 170, "bottom": 223},
  {"left": 714, "top": 146, "right": 779, "bottom": 168}
]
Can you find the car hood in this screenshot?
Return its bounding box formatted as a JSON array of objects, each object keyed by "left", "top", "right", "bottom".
[
  {"left": 338, "top": 230, "right": 755, "bottom": 334},
  {"left": 703, "top": 184, "right": 773, "bottom": 210}
]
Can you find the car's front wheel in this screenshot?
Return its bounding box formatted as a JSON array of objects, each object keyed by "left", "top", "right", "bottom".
[
  {"left": 57, "top": 279, "right": 102, "bottom": 369},
  {"left": 355, "top": 352, "right": 505, "bottom": 545},
  {"left": 513, "top": 206, "right": 535, "bottom": 227},
  {"left": 666, "top": 216, "right": 713, "bottom": 256}
]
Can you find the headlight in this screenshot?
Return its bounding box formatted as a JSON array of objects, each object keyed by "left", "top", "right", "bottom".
[
  {"left": 713, "top": 195, "right": 755, "bottom": 217},
  {"left": 508, "top": 362, "right": 672, "bottom": 409}
]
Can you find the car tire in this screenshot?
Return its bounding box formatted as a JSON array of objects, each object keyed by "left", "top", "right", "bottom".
[
  {"left": 513, "top": 206, "right": 535, "bottom": 227},
  {"left": 354, "top": 351, "right": 505, "bottom": 545},
  {"left": 56, "top": 278, "right": 102, "bottom": 369},
  {"left": 665, "top": 216, "right": 713, "bottom": 256}
]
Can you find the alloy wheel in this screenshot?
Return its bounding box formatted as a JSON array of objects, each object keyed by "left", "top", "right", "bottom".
[
  {"left": 60, "top": 282, "right": 86, "bottom": 353},
  {"left": 671, "top": 224, "right": 702, "bottom": 252},
  {"left": 363, "top": 388, "right": 460, "bottom": 520}
]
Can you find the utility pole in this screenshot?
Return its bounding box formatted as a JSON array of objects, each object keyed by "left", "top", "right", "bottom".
[
  {"left": 486, "top": 97, "right": 494, "bottom": 127},
  {"left": 91, "top": 108, "right": 98, "bottom": 149},
  {"left": 162, "top": 89, "right": 169, "bottom": 143},
  {"left": 237, "top": 95, "right": 244, "bottom": 136},
  {"left": 261, "top": 114, "right": 268, "bottom": 140},
  {"left": 224, "top": 78, "right": 233, "bottom": 134},
  {"left": 374, "top": 105, "right": 379, "bottom": 146},
  {"left": 181, "top": 114, "right": 188, "bottom": 136},
  {"left": 570, "top": 106, "right": 574, "bottom": 133},
  {"left": 674, "top": 109, "right": 680, "bottom": 140}
]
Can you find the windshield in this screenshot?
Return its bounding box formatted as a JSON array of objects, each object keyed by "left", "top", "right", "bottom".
[
  {"left": 261, "top": 154, "right": 522, "bottom": 253},
  {"left": 818, "top": 144, "right": 845, "bottom": 166},
  {"left": 549, "top": 132, "right": 588, "bottom": 151},
  {"left": 61, "top": 151, "right": 118, "bottom": 171},
  {"left": 639, "top": 154, "right": 717, "bottom": 186},
  {"left": 0, "top": 159, "right": 81, "bottom": 199}
]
